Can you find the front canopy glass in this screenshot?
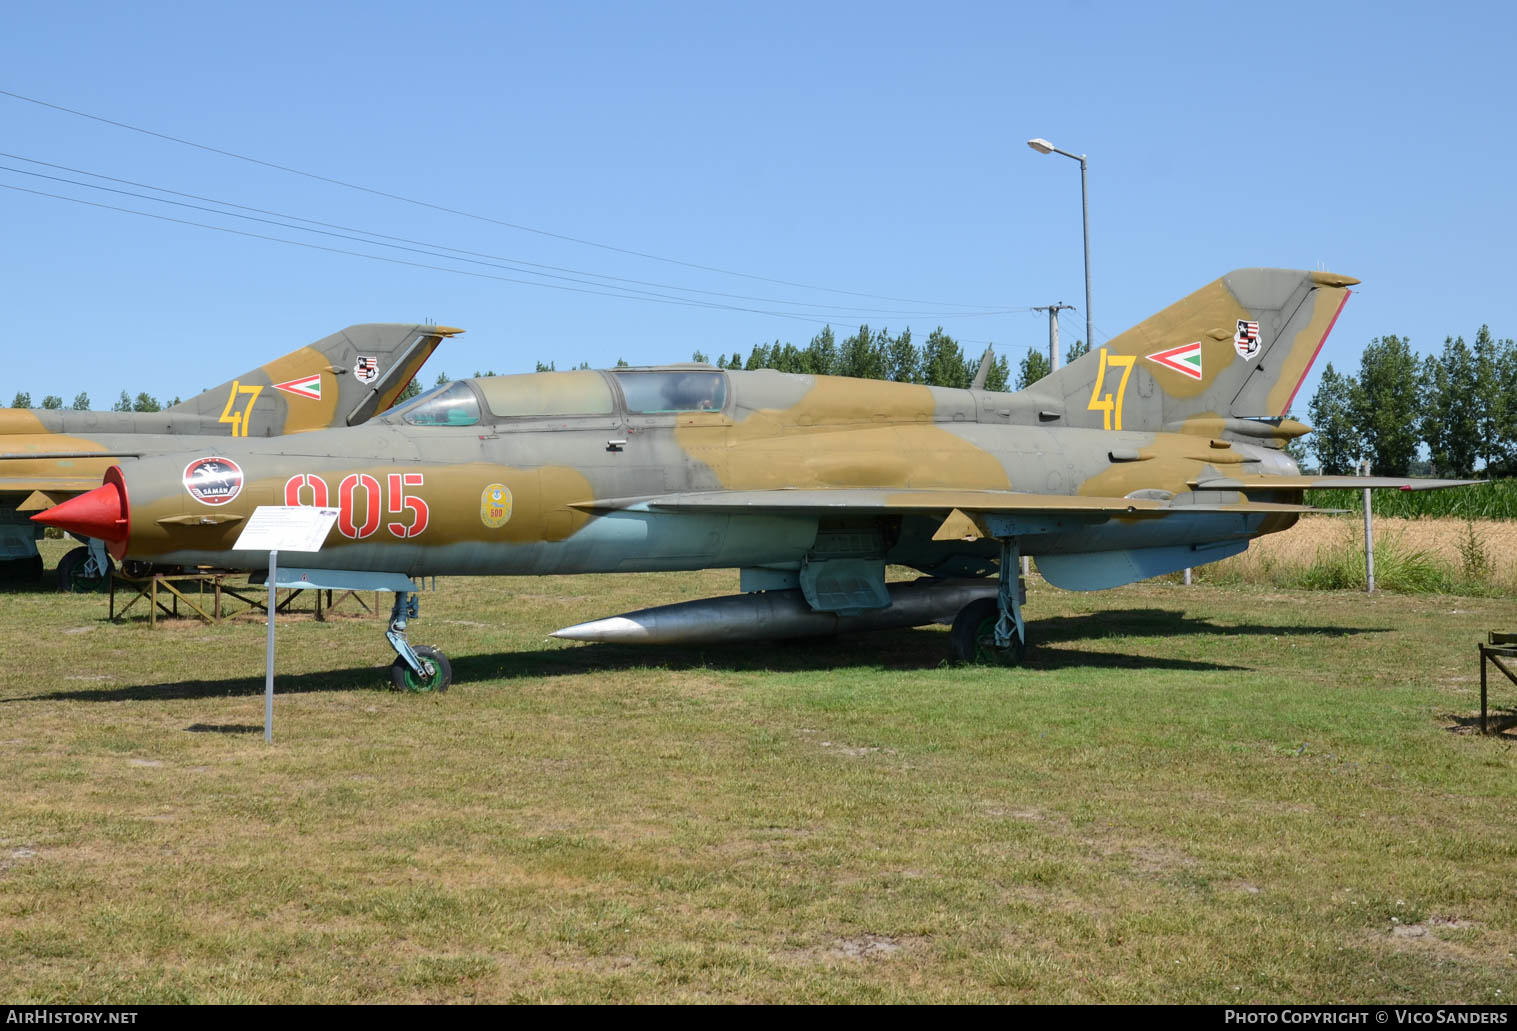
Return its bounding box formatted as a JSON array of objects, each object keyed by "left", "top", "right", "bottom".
[{"left": 389, "top": 381, "right": 481, "bottom": 426}]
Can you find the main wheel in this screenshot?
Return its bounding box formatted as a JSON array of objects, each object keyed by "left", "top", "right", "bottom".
[
  {"left": 57, "top": 546, "right": 115, "bottom": 593},
  {"left": 390, "top": 645, "right": 452, "bottom": 693},
  {"left": 950, "top": 597, "right": 1028, "bottom": 665}
]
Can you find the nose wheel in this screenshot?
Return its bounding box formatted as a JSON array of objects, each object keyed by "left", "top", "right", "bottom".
[
  {"left": 385, "top": 590, "right": 452, "bottom": 692},
  {"left": 390, "top": 644, "right": 452, "bottom": 693}
]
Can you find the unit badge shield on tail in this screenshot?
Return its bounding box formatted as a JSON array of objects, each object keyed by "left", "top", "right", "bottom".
[
  {"left": 354, "top": 356, "right": 379, "bottom": 384},
  {"left": 1234, "top": 319, "right": 1261, "bottom": 361}
]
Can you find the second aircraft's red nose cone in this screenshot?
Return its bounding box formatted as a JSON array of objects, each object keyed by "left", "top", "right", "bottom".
[{"left": 31, "top": 479, "right": 129, "bottom": 543}]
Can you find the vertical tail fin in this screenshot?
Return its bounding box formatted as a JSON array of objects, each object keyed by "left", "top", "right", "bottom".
[
  {"left": 168, "top": 324, "right": 461, "bottom": 436},
  {"left": 1015, "top": 269, "right": 1355, "bottom": 433}
]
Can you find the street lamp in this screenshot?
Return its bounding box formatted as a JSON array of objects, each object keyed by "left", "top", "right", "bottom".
[{"left": 1027, "top": 137, "right": 1092, "bottom": 361}]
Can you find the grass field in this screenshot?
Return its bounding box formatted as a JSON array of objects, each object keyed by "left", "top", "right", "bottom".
[
  {"left": 2, "top": 538, "right": 1516, "bottom": 1003},
  {"left": 1201, "top": 516, "right": 1517, "bottom": 594}
]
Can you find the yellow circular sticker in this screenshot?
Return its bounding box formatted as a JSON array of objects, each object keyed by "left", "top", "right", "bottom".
[{"left": 480, "top": 483, "right": 513, "bottom": 528}]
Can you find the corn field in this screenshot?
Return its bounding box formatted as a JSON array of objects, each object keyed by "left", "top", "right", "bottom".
[{"left": 1305, "top": 479, "right": 1517, "bottom": 519}]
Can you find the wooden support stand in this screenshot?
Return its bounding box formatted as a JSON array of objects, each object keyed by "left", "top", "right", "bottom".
[
  {"left": 1479, "top": 631, "right": 1517, "bottom": 734},
  {"left": 109, "top": 572, "right": 381, "bottom": 626}
]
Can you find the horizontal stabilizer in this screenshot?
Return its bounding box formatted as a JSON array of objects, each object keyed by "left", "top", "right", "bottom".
[
  {"left": 1193, "top": 474, "right": 1485, "bottom": 492},
  {"left": 0, "top": 450, "right": 145, "bottom": 462},
  {"left": 2, "top": 475, "right": 103, "bottom": 495}
]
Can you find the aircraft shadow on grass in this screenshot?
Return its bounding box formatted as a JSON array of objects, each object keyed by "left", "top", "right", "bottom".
[{"left": 11, "top": 609, "right": 1387, "bottom": 705}]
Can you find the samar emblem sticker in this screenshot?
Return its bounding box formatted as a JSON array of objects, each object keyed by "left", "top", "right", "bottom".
[
  {"left": 183, "top": 457, "right": 244, "bottom": 506},
  {"left": 480, "top": 483, "right": 513, "bottom": 528}
]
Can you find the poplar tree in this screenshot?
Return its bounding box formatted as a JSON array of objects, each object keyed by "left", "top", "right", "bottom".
[
  {"left": 1419, "top": 336, "right": 1479, "bottom": 475},
  {"left": 884, "top": 328, "right": 919, "bottom": 383},
  {"left": 1015, "top": 350, "right": 1051, "bottom": 390},
  {"left": 920, "top": 328, "right": 969, "bottom": 388},
  {"left": 1350, "top": 335, "right": 1419, "bottom": 474},
  {"left": 1307, "top": 363, "right": 1362, "bottom": 474}
]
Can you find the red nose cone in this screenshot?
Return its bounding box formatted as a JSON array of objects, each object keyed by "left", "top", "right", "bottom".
[{"left": 32, "top": 476, "right": 130, "bottom": 548}]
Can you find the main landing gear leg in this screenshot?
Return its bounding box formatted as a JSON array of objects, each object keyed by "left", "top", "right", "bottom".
[
  {"left": 57, "top": 537, "right": 115, "bottom": 592},
  {"left": 949, "top": 538, "right": 1028, "bottom": 665},
  {"left": 385, "top": 589, "right": 452, "bottom": 692}
]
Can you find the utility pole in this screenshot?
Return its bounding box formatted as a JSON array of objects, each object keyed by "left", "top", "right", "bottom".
[
  {"left": 1032, "top": 303, "right": 1075, "bottom": 370},
  {"left": 1360, "top": 458, "right": 1376, "bottom": 593},
  {"left": 1027, "top": 139, "right": 1093, "bottom": 365}
]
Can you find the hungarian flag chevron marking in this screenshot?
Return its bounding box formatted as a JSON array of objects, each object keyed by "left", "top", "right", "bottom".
[
  {"left": 1145, "top": 341, "right": 1204, "bottom": 380},
  {"left": 271, "top": 374, "right": 323, "bottom": 401}
]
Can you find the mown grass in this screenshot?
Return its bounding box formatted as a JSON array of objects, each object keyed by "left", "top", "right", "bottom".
[{"left": 1, "top": 539, "right": 1515, "bottom": 1003}]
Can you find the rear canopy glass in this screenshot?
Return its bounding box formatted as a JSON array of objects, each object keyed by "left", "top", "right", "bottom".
[
  {"left": 478, "top": 371, "right": 615, "bottom": 419},
  {"left": 614, "top": 371, "right": 726, "bottom": 413}
]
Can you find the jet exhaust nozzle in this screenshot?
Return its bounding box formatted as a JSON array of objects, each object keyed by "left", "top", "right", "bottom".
[{"left": 551, "top": 577, "right": 1000, "bottom": 645}]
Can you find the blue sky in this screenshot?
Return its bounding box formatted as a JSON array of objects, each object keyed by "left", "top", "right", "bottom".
[{"left": 4, "top": 0, "right": 1514, "bottom": 414}]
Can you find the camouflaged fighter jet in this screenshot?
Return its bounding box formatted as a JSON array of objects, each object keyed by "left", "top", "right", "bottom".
[
  {"left": 2, "top": 323, "right": 458, "bottom": 587},
  {"left": 33, "top": 269, "right": 1477, "bottom": 690}
]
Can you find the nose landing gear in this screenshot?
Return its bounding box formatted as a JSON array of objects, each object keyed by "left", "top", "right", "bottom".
[{"left": 385, "top": 590, "right": 451, "bottom": 692}]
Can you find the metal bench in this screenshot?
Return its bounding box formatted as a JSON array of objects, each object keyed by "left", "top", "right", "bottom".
[{"left": 1480, "top": 631, "right": 1517, "bottom": 734}]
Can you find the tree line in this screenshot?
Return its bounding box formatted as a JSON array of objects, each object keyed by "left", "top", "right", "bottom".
[
  {"left": 584, "top": 326, "right": 1085, "bottom": 392},
  {"left": 1307, "top": 327, "right": 1516, "bottom": 476},
  {"left": 688, "top": 324, "right": 1049, "bottom": 393},
  {"left": 7, "top": 390, "right": 181, "bottom": 412}
]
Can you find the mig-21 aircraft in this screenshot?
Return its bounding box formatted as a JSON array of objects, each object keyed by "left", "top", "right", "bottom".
[
  {"left": 2, "top": 323, "right": 458, "bottom": 587},
  {"left": 33, "top": 269, "right": 1475, "bottom": 690}
]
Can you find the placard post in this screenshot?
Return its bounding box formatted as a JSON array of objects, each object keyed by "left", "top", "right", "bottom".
[
  {"left": 232, "top": 506, "right": 341, "bottom": 744},
  {"left": 266, "top": 549, "right": 277, "bottom": 743}
]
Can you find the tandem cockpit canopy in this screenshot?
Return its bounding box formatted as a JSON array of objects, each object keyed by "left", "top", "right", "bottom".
[{"left": 384, "top": 368, "right": 731, "bottom": 427}]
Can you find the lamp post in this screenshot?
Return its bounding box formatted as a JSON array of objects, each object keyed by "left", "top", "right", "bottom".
[{"left": 1027, "top": 138, "right": 1092, "bottom": 360}]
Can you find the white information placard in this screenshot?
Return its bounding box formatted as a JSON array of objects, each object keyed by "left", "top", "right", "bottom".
[{"left": 232, "top": 506, "right": 340, "bottom": 553}]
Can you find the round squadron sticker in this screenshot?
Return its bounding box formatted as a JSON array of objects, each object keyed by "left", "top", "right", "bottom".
[
  {"left": 183, "top": 457, "right": 244, "bottom": 506},
  {"left": 480, "top": 483, "right": 513, "bottom": 528}
]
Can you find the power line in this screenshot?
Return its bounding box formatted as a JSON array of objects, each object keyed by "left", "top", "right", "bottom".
[
  {"left": 0, "top": 181, "right": 1027, "bottom": 333},
  {"left": 2, "top": 153, "right": 1019, "bottom": 318},
  {"left": 0, "top": 88, "right": 1005, "bottom": 309},
  {"left": 0, "top": 160, "right": 1016, "bottom": 321}
]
